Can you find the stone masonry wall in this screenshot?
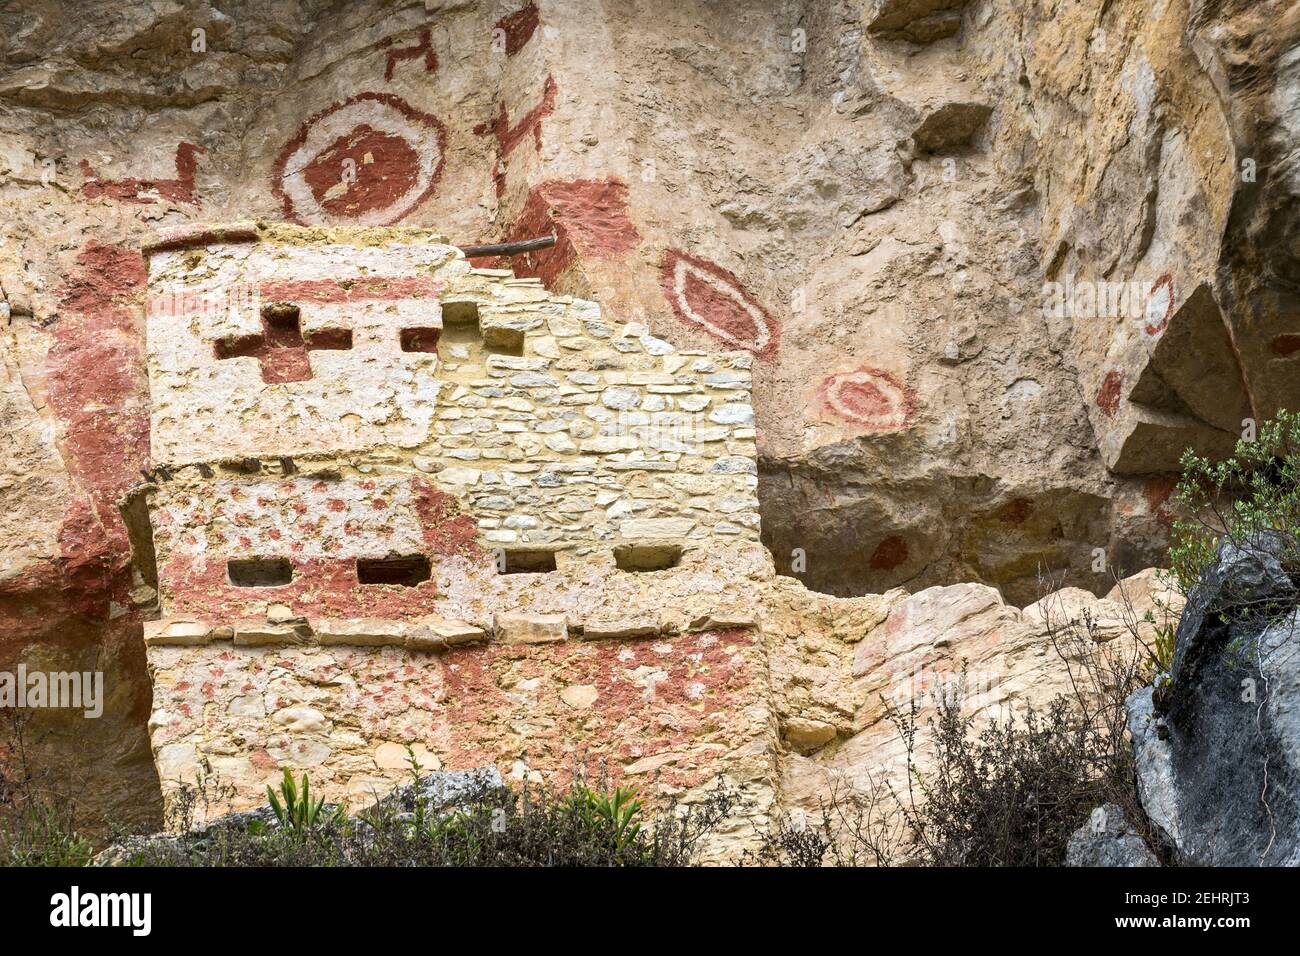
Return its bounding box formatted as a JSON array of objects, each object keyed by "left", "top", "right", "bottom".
[{"left": 139, "top": 222, "right": 774, "bottom": 829}]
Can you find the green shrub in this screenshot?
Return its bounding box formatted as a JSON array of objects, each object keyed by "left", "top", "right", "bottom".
[
  {"left": 1169, "top": 409, "right": 1300, "bottom": 593},
  {"left": 115, "top": 772, "right": 739, "bottom": 867},
  {"left": 266, "top": 768, "right": 338, "bottom": 831}
]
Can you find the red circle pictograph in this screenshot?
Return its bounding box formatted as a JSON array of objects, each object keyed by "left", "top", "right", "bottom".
[
  {"left": 815, "top": 366, "right": 916, "bottom": 432},
  {"left": 660, "top": 249, "right": 779, "bottom": 357},
  {"left": 272, "top": 92, "right": 446, "bottom": 226}
]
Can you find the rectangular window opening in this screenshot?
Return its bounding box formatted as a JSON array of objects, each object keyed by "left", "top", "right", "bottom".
[
  {"left": 228, "top": 557, "right": 293, "bottom": 587},
  {"left": 614, "top": 544, "right": 683, "bottom": 572},
  {"left": 439, "top": 301, "right": 481, "bottom": 344},
  {"left": 484, "top": 327, "right": 525, "bottom": 357},
  {"left": 499, "top": 549, "right": 557, "bottom": 574},
  {"left": 357, "top": 555, "right": 432, "bottom": 586},
  {"left": 118, "top": 486, "right": 159, "bottom": 598},
  {"left": 305, "top": 327, "right": 353, "bottom": 350},
  {"left": 399, "top": 327, "right": 440, "bottom": 353},
  {"left": 262, "top": 303, "right": 301, "bottom": 331}
]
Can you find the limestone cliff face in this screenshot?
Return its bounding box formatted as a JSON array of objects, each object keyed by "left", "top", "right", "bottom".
[{"left": 0, "top": 0, "right": 1296, "bottom": 828}]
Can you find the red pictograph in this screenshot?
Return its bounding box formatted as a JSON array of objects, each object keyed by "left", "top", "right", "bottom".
[
  {"left": 1095, "top": 370, "right": 1123, "bottom": 417},
  {"left": 471, "top": 177, "right": 641, "bottom": 287},
  {"left": 659, "top": 249, "right": 779, "bottom": 358},
  {"left": 814, "top": 366, "right": 916, "bottom": 432},
  {"left": 474, "top": 75, "right": 558, "bottom": 196},
  {"left": 494, "top": 2, "right": 540, "bottom": 56},
  {"left": 382, "top": 28, "right": 438, "bottom": 81},
  {"left": 79, "top": 143, "right": 204, "bottom": 205},
  {"left": 272, "top": 92, "right": 446, "bottom": 226}
]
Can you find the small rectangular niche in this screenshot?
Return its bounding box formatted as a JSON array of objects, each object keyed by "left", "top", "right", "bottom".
[
  {"left": 261, "top": 302, "right": 300, "bottom": 331},
  {"left": 483, "top": 326, "right": 524, "bottom": 357},
  {"left": 305, "top": 327, "right": 354, "bottom": 350},
  {"left": 357, "top": 555, "right": 432, "bottom": 586},
  {"left": 228, "top": 557, "right": 293, "bottom": 587},
  {"left": 498, "top": 549, "right": 558, "bottom": 574},
  {"left": 613, "top": 544, "right": 683, "bottom": 572},
  {"left": 439, "top": 301, "right": 481, "bottom": 346},
  {"left": 399, "top": 327, "right": 440, "bottom": 353},
  {"left": 440, "top": 300, "right": 523, "bottom": 357}
]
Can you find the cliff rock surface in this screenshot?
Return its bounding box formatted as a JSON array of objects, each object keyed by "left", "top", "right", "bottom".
[{"left": 1, "top": 0, "right": 1297, "bottom": 830}]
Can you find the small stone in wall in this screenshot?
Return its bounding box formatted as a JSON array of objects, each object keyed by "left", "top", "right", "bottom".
[
  {"left": 560, "top": 684, "right": 599, "bottom": 709},
  {"left": 782, "top": 717, "right": 837, "bottom": 754},
  {"left": 495, "top": 611, "right": 568, "bottom": 644},
  {"left": 374, "top": 741, "right": 440, "bottom": 772}
]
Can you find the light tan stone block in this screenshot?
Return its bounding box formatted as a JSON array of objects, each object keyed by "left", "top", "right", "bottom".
[
  {"left": 144, "top": 619, "right": 213, "bottom": 646},
  {"left": 315, "top": 619, "right": 407, "bottom": 647},
  {"left": 495, "top": 612, "right": 568, "bottom": 644}
]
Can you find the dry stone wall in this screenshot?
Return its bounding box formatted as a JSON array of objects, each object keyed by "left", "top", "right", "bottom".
[
  {"left": 143, "top": 223, "right": 760, "bottom": 632},
  {"left": 140, "top": 223, "right": 779, "bottom": 828}
]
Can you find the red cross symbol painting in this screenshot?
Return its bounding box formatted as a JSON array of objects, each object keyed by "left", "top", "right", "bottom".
[{"left": 272, "top": 92, "right": 447, "bottom": 226}]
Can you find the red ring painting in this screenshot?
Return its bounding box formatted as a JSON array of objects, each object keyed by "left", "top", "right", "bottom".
[
  {"left": 272, "top": 92, "right": 447, "bottom": 226},
  {"left": 815, "top": 366, "right": 916, "bottom": 432},
  {"left": 660, "top": 249, "right": 779, "bottom": 358}
]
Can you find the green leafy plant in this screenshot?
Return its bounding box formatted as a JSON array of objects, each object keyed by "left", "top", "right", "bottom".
[
  {"left": 569, "top": 785, "right": 643, "bottom": 851},
  {"left": 1149, "top": 616, "right": 1176, "bottom": 672},
  {"left": 1169, "top": 410, "right": 1300, "bottom": 593},
  {"left": 266, "top": 769, "right": 337, "bottom": 831},
  {"left": 110, "top": 772, "right": 737, "bottom": 867}
]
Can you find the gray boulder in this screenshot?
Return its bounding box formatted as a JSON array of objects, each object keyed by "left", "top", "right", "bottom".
[
  {"left": 369, "top": 766, "right": 506, "bottom": 816},
  {"left": 1065, "top": 803, "right": 1159, "bottom": 867},
  {"left": 1128, "top": 534, "right": 1300, "bottom": 865},
  {"left": 91, "top": 805, "right": 286, "bottom": 866}
]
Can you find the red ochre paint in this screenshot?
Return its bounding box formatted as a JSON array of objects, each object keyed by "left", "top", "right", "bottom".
[
  {"left": 1095, "top": 370, "right": 1123, "bottom": 417},
  {"left": 869, "top": 535, "right": 909, "bottom": 571},
  {"left": 1143, "top": 475, "right": 1178, "bottom": 521},
  {"left": 272, "top": 92, "right": 447, "bottom": 225},
  {"left": 382, "top": 28, "right": 437, "bottom": 81},
  {"left": 434, "top": 628, "right": 757, "bottom": 792},
  {"left": 1270, "top": 334, "right": 1300, "bottom": 356},
  {"left": 474, "top": 74, "right": 558, "bottom": 195},
  {"left": 79, "top": 143, "right": 205, "bottom": 206},
  {"left": 413, "top": 478, "right": 484, "bottom": 559},
  {"left": 213, "top": 304, "right": 352, "bottom": 385},
  {"left": 495, "top": 2, "right": 540, "bottom": 56},
  {"left": 48, "top": 244, "right": 150, "bottom": 602},
  {"left": 996, "top": 498, "right": 1033, "bottom": 525},
  {"left": 814, "top": 366, "right": 915, "bottom": 432},
  {"left": 475, "top": 74, "right": 557, "bottom": 157},
  {"left": 302, "top": 127, "right": 421, "bottom": 220},
  {"left": 0, "top": 243, "right": 150, "bottom": 638},
  {"left": 474, "top": 178, "right": 641, "bottom": 287},
  {"left": 163, "top": 552, "right": 440, "bottom": 621},
  {"left": 162, "top": 480, "right": 484, "bottom": 620},
  {"left": 660, "top": 249, "right": 780, "bottom": 357},
  {"left": 258, "top": 276, "right": 441, "bottom": 304}
]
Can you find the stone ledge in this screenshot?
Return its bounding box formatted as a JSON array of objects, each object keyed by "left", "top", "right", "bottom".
[
  {"left": 144, "top": 606, "right": 758, "bottom": 648},
  {"left": 143, "top": 221, "right": 261, "bottom": 254},
  {"left": 688, "top": 610, "right": 760, "bottom": 631},
  {"left": 145, "top": 615, "right": 488, "bottom": 651}
]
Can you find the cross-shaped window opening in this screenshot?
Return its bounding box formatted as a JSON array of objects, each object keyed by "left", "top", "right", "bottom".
[{"left": 214, "top": 303, "right": 352, "bottom": 383}]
